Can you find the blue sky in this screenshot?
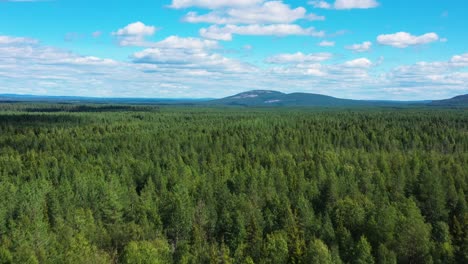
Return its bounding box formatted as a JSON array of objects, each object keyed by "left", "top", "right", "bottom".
[{"left": 0, "top": 0, "right": 467, "bottom": 99}]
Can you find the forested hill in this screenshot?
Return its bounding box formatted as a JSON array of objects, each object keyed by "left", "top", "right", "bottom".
[
  {"left": 207, "top": 90, "right": 377, "bottom": 106},
  {"left": 430, "top": 94, "right": 468, "bottom": 107},
  {"left": 207, "top": 90, "right": 442, "bottom": 107},
  {"left": 2, "top": 91, "right": 468, "bottom": 107}
]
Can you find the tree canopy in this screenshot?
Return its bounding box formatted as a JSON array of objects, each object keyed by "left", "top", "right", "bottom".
[{"left": 0, "top": 105, "right": 466, "bottom": 263}]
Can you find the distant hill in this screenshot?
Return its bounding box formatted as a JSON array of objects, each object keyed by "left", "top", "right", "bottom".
[
  {"left": 208, "top": 90, "right": 418, "bottom": 107},
  {"left": 429, "top": 94, "right": 468, "bottom": 107},
  {"left": 1, "top": 91, "right": 467, "bottom": 108}
]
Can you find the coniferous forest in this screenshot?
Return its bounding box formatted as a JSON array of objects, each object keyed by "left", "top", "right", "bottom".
[{"left": 0, "top": 104, "right": 467, "bottom": 264}]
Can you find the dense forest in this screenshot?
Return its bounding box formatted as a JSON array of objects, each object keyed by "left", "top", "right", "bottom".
[{"left": 0, "top": 104, "right": 467, "bottom": 264}]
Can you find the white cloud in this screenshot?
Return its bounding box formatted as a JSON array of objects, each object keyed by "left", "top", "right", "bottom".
[
  {"left": 0, "top": 34, "right": 260, "bottom": 98},
  {"left": 180, "top": 1, "right": 326, "bottom": 44},
  {"left": 113, "top": 22, "right": 157, "bottom": 46},
  {"left": 1, "top": 34, "right": 466, "bottom": 100},
  {"left": 0, "top": 35, "right": 122, "bottom": 97},
  {"left": 170, "top": 0, "right": 262, "bottom": 9},
  {"left": 307, "top": 13, "right": 326, "bottom": 21},
  {"left": 267, "top": 57, "right": 376, "bottom": 92},
  {"left": 200, "top": 24, "right": 325, "bottom": 41},
  {"left": 346, "top": 41, "right": 372, "bottom": 52},
  {"left": 388, "top": 54, "right": 468, "bottom": 74},
  {"left": 152, "top": 36, "right": 219, "bottom": 50},
  {"left": 270, "top": 63, "right": 328, "bottom": 76},
  {"left": 309, "top": 1, "right": 332, "bottom": 9},
  {"left": 377, "top": 32, "right": 439, "bottom": 48},
  {"left": 58, "top": 56, "right": 118, "bottom": 66},
  {"left": 131, "top": 36, "right": 254, "bottom": 73},
  {"left": 343, "top": 58, "right": 372, "bottom": 68},
  {"left": 310, "top": 0, "right": 379, "bottom": 10},
  {"left": 266, "top": 52, "right": 332, "bottom": 64},
  {"left": 114, "top": 21, "right": 156, "bottom": 36},
  {"left": 383, "top": 54, "right": 468, "bottom": 97},
  {"left": 0, "top": 41, "right": 117, "bottom": 67},
  {"left": 184, "top": 1, "right": 310, "bottom": 24},
  {"left": 319, "top": 41, "right": 335, "bottom": 47},
  {"left": 132, "top": 48, "right": 253, "bottom": 73},
  {"left": 334, "top": 0, "right": 379, "bottom": 9},
  {"left": 0, "top": 36, "right": 38, "bottom": 45},
  {"left": 450, "top": 53, "right": 468, "bottom": 67}
]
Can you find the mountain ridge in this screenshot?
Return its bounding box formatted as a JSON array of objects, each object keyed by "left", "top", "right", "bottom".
[
  {"left": 1, "top": 91, "right": 467, "bottom": 107},
  {"left": 429, "top": 94, "right": 468, "bottom": 106},
  {"left": 207, "top": 90, "right": 435, "bottom": 107}
]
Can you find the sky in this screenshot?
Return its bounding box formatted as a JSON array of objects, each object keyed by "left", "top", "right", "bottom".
[{"left": 0, "top": 0, "right": 467, "bottom": 100}]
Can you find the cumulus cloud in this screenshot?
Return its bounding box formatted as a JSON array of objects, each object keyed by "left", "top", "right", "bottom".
[
  {"left": 310, "top": 0, "right": 379, "bottom": 10},
  {"left": 1, "top": 33, "right": 466, "bottom": 100},
  {"left": 267, "top": 57, "right": 376, "bottom": 93},
  {"left": 266, "top": 52, "right": 332, "bottom": 64},
  {"left": 269, "top": 63, "right": 327, "bottom": 76},
  {"left": 346, "top": 41, "right": 372, "bottom": 52},
  {"left": 450, "top": 53, "right": 468, "bottom": 67},
  {"left": 377, "top": 32, "right": 439, "bottom": 48},
  {"left": 382, "top": 54, "right": 468, "bottom": 98},
  {"left": 309, "top": 1, "right": 332, "bottom": 9},
  {"left": 178, "top": 1, "right": 326, "bottom": 42},
  {"left": 0, "top": 35, "right": 38, "bottom": 45},
  {"left": 114, "top": 21, "right": 156, "bottom": 36},
  {"left": 113, "top": 22, "right": 157, "bottom": 46},
  {"left": 200, "top": 24, "right": 324, "bottom": 41},
  {"left": 152, "top": 36, "right": 219, "bottom": 50},
  {"left": 57, "top": 56, "right": 118, "bottom": 66},
  {"left": 334, "top": 0, "right": 379, "bottom": 9},
  {"left": 343, "top": 58, "right": 372, "bottom": 68},
  {"left": 132, "top": 48, "right": 254, "bottom": 73},
  {"left": 318, "top": 41, "right": 335, "bottom": 47},
  {"left": 0, "top": 40, "right": 117, "bottom": 67},
  {"left": 131, "top": 36, "right": 255, "bottom": 73},
  {"left": 0, "top": 34, "right": 259, "bottom": 98},
  {"left": 170, "top": 0, "right": 262, "bottom": 9},
  {"left": 0, "top": 35, "right": 125, "bottom": 97},
  {"left": 184, "top": 1, "right": 311, "bottom": 24},
  {"left": 391, "top": 54, "right": 468, "bottom": 74}
]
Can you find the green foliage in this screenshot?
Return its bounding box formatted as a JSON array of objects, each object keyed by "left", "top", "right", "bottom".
[
  {"left": 264, "top": 231, "right": 289, "bottom": 264},
  {"left": 394, "top": 199, "right": 433, "bottom": 263},
  {"left": 376, "top": 244, "right": 397, "bottom": 264},
  {"left": 0, "top": 248, "right": 12, "bottom": 264},
  {"left": 303, "top": 238, "right": 333, "bottom": 264},
  {"left": 0, "top": 106, "right": 466, "bottom": 263},
  {"left": 122, "top": 239, "right": 172, "bottom": 264},
  {"left": 354, "top": 236, "right": 374, "bottom": 264}
]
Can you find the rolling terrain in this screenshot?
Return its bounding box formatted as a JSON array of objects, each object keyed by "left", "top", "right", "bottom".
[
  {"left": 1, "top": 90, "right": 467, "bottom": 107},
  {"left": 208, "top": 90, "right": 437, "bottom": 107},
  {"left": 429, "top": 94, "right": 468, "bottom": 107}
]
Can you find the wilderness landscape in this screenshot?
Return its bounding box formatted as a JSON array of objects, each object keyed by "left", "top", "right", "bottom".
[
  {"left": 0, "top": 98, "right": 467, "bottom": 263},
  {"left": 1, "top": 0, "right": 468, "bottom": 263}
]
